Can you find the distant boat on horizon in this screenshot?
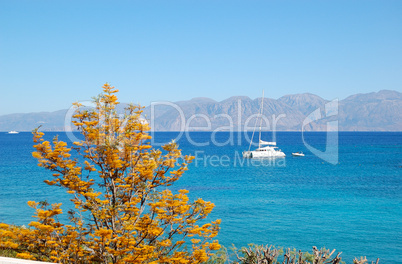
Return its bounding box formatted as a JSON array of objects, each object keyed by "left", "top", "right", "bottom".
[{"left": 8, "top": 131, "right": 19, "bottom": 134}]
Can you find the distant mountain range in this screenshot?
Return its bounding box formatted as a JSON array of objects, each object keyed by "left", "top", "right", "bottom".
[{"left": 1, "top": 90, "right": 401, "bottom": 131}]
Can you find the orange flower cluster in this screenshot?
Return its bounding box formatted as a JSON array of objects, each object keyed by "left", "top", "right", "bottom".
[{"left": 0, "top": 84, "right": 220, "bottom": 263}]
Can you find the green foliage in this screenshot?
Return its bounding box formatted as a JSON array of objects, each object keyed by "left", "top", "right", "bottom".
[
  {"left": 0, "top": 248, "right": 18, "bottom": 258},
  {"left": 203, "top": 246, "right": 228, "bottom": 264},
  {"left": 205, "top": 245, "right": 377, "bottom": 264}
]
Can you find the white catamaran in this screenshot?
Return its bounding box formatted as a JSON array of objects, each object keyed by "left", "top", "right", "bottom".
[{"left": 242, "top": 91, "right": 285, "bottom": 158}]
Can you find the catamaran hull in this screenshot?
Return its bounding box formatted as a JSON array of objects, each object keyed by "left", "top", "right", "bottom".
[{"left": 243, "top": 150, "right": 286, "bottom": 158}]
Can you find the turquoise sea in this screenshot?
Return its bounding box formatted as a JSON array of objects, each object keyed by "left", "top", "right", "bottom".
[{"left": 0, "top": 132, "right": 401, "bottom": 263}]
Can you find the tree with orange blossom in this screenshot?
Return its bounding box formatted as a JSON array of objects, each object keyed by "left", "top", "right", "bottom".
[{"left": 0, "top": 84, "right": 220, "bottom": 263}]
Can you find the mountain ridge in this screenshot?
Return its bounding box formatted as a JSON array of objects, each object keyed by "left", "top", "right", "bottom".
[{"left": 1, "top": 90, "right": 401, "bottom": 131}]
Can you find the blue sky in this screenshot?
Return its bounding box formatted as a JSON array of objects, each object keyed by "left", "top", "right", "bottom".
[{"left": 1, "top": 0, "right": 401, "bottom": 115}]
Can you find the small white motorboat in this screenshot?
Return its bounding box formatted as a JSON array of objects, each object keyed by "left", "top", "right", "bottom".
[
  {"left": 292, "top": 152, "right": 305, "bottom": 157},
  {"left": 8, "top": 131, "right": 19, "bottom": 134}
]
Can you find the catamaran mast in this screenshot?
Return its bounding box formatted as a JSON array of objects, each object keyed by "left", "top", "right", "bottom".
[
  {"left": 258, "top": 90, "right": 264, "bottom": 149},
  {"left": 246, "top": 90, "right": 265, "bottom": 153}
]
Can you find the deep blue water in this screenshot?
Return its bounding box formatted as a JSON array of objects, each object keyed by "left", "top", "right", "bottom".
[{"left": 0, "top": 132, "right": 401, "bottom": 263}]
